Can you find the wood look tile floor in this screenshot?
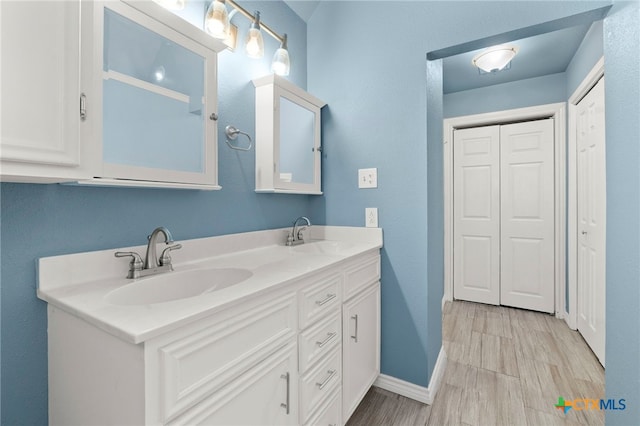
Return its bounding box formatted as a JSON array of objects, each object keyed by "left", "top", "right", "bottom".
[{"left": 347, "top": 300, "right": 604, "bottom": 426}]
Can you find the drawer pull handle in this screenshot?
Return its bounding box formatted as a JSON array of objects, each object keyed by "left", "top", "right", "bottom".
[
  {"left": 280, "top": 372, "right": 290, "bottom": 414},
  {"left": 316, "top": 293, "right": 337, "bottom": 306},
  {"left": 316, "top": 369, "right": 337, "bottom": 390},
  {"left": 351, "top": 314, "right": 359, "bottom": 342},
  {"left": 316, "top": 332, "right": 337, "bottom": 348}
]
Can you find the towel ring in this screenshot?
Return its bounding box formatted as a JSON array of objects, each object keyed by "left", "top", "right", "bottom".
[{"left": 225, "top": 125, "right": 253, "bottom": 151}]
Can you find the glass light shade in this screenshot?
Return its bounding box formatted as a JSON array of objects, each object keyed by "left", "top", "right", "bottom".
[
  {"left": 472, "top": 46, "right": 518, "bottom": 73},
  {"left": 205, "top": 0, "right": 230, "bottom": 39},
  {"left": 271, "top": 47, "right": 290, "bottom": 76},
  {"left": 245, "top": 27, "right": 264, "bottom": 58},
  {"left": 154, "top": 0, "right": 185, "bottom": 11}
]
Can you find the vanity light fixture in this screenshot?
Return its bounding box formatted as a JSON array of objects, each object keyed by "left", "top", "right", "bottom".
[
  {"left": 203, "top": 0, "right": 292, "bottom": 75},
  {"left": 271, "top": 34, "right": 290, "bottom": 76},
  {"left": 472, "top": 45, "right": 519, "bottom": 73},
  {"left": 245, "top": 11, "right": 265, "bottom": 58},
  {"left": 204, "top": 0, "right": 230, "bottom": 39}
]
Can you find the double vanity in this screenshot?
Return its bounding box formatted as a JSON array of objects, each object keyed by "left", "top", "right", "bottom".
[{"left": 38, "top": 226, "right": 382, "bottom": 425}]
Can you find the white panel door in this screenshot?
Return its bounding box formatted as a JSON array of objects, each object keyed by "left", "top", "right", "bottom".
[
  {"left": 453, "top": 126, "right": 501, "bottom": 305},
  {"left": 576, "top": 77, "right": 606, "bottom": 366},
  {"left": 500, "top": 119, "right": 555, "bottom": 313}
]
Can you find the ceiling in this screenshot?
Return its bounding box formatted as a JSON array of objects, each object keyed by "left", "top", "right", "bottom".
[
  {"left": 282, "top": 2, "right": 594, "bottom": 95},
  {"left": 443, "top": 24, "right": 592, "bottom": 94},
  {"left": 283, "top": 0, "right": 321, "bottom": 22}
]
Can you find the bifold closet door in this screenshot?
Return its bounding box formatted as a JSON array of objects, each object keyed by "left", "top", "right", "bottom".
[
  {"left": 499, "top": 119, "right": 555, "bottom": 313},
  {"left": 453, "top": 126, "right": 501, "bottom": 305},
  {"left": 576, "top": 77, "right": 606, "bottom": 366}
]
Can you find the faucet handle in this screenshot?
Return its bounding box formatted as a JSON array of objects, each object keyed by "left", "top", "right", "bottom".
[
  {"left": 115, "top": 251, "right": 144, "bottom": 278},
  {"left": 159, "top": 244, "right": 182, "bottom": 267}
]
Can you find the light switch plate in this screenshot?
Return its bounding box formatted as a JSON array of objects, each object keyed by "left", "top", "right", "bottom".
[
  {"left": 365, "top": 208, "right": 378, "bottom": 228},
  {"left": 358, "top": 168, "right": 378, "bottom": 188}
]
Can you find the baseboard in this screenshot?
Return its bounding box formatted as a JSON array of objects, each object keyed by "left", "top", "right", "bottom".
[{"left": 374, "top": 346, "right": 447, "bottom": 405}]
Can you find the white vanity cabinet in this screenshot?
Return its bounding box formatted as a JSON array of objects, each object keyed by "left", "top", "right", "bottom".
[
  {"left": 297, "top": 271, "right": 343, "bottom": 424},
  {"left": 0, "top": 1, "right": 87, "bottom": 183},
  {"left": 253, "top": 75, "right": 326, "bottom": 195},
  {"left": 342, "top": 253, "right": 382, "bottom": 422},
  {"left": 49, "top": 288, "right": 299, "bottom": 426},
  {"left": 79, "top": 1, "right": 225, "bottom": 189},
  {"left": 45, "top": 236, "right": 381, "bottom": 425}
]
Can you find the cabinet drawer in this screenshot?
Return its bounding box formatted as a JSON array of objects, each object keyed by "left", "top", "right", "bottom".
[
  {"left": 344, "top": 253, "right": 380, "bottom": 301},
  {"left": 299, "top": 311, "right": 341, "bottom": 372},
  {"left": 299, "top": 273, "right": 342, "bottom": 329},
  {"left": 168, "top": 342, "right": 298, "bottom": 426},
  {"left": 151, "top": 293, "right": 297, "bottom": 422},
  {"left": 300, "top": 346, "right": 342, "bottom": 423},
  {"left": 304, "top": 389, "right": 342, "bottom": 426}
]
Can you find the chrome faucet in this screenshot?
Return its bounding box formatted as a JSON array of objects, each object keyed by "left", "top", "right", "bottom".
[
  {"left": 145, "top": 226, "right": 174, "bottom": 269},
  {"left": 286, "top": 216, "right": 311, "bottom": 246},
  {"left": 115, "top": 226, "right": 182, "bottom": 279}
]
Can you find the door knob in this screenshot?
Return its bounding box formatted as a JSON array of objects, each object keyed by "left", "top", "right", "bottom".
[{"left": 581, "top": 231, "right": 587, "bottom": 235}]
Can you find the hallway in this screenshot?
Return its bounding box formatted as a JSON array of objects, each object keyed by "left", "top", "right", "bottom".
[{"left": 347, "top": 300, "right": 605, "bottom": 425}]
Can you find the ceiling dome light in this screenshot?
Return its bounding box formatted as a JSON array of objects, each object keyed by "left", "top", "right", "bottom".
[
  {"left": 245, "top": 11, "right": 264, "bottom": 59},
  {"left": 205, "top": 0, "right": 230, "bottom": 39},
  {"left": 271, "top": 34, "right": 290, "bottom": 76},
  {"left": 472, "top": 46, "right": 518, "bottom": 73}
]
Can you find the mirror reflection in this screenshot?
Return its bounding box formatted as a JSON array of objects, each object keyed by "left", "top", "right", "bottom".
[{"left": 279, "top": 96, "right": 315, "bottom": 184}]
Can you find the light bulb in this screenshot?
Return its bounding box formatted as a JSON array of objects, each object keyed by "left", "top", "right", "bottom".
[
  {"left": 245, "top": 12, "right": 264, "bottom": 59},
  {"left": 205, "top": 0, "right": 230, "bottom": 39},
  {"left": 271, "top": 34, "right": 290, "bottom": 76}
]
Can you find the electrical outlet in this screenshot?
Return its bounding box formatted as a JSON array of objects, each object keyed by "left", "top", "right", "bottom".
[
  {"left": 365, "top": 208, "right": 378, "bottom": 228},
  {"left": 358, "top": 168, "right": 378, "bottom": 188}
]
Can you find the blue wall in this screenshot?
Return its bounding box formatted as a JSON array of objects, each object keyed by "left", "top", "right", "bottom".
[
  {"left": 0, "top": 2, "right": 308, "bottom": 424},
  {"left": 603, "top": 2, "right": 640, "bottom": 423},
  {"left": 443, "top": 72, "right": 566, "bottom": 118},
  {"left": 566, "top": 20, "right": 604, "bottom": 97},
  {"left": 307, "top": 0, "right": 613, "bottom": 388}
]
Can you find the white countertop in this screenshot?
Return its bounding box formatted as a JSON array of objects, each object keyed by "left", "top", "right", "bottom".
[{"left": 37, "top": 226, "right": 383, "bottom": 344}]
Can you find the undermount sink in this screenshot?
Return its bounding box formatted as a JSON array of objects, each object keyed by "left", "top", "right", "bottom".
[
  {"left": 291, "top": 240, "right": 354, "bottom": 255},
  {"left": 105, "top": 268, "right": 253, "bottom": 306}
]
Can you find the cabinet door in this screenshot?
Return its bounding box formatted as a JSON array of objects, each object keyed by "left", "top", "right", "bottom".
[
  {"left": 274, "top": 87, "right": 321, "bottom": 193},
  {"left": 94, "top": 1, "right": 219, "bottom": 187},
  {"left": 342, "top": 282, "right": 380, "bottom": 422},
  {"left": 0, "top": 0, "right": 83, "bottom": 182},
  {"left": 168, "top": 343, "right": 298, "bottom": 426},
  {"left": 253, "top": 75, "right": 325, "bottom": 195}
]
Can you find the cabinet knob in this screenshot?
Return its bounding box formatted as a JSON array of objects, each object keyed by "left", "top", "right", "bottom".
[{"left": 209, "top": 113, "right": 218, "bottom": 121}]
